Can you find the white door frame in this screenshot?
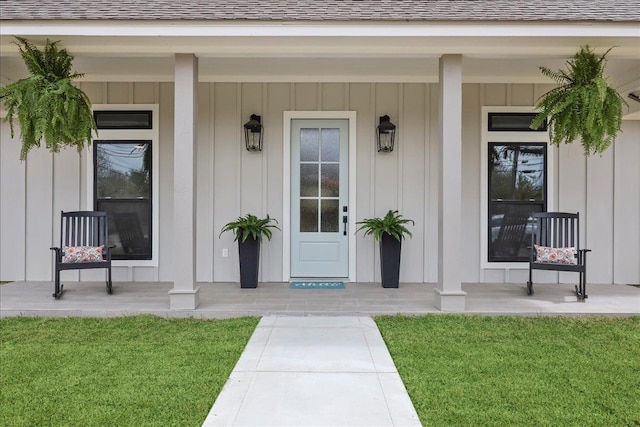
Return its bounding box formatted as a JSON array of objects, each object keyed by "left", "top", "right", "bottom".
[{"left": 283, "top": 111, "right": 357, "bottom": 282}]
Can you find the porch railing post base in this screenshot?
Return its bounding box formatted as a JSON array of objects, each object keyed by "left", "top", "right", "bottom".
[
  {"left": 169, "top": 287, "right": 201, "bottom": 310},
  {"left": 434, "top": 289, "right": 466, "bottom": 312}
]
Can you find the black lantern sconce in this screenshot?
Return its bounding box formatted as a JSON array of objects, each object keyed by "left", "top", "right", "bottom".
[
  {"left": 244, "top": 114, "right": 263, "bottom": 152},
  {"left": 376, "top": 115, "right": 396, "bottom": 153}
]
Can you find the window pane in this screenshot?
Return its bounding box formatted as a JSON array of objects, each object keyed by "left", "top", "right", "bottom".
[
  {"left": 96, "top": 141, "right": 151, "bottom": 199},
  {"left": 300, "top": 128, "right": 319, "bottom": 161},
  {"left": 488, "top": 113, "right": 546, "bottom": 131},
  {"left": 490, "top": 144, "right": 545, "bottom": 201},
  {"left": 321, "top": 164, "right": 339, "bottom": 197},
  {"left": 300, "top": 164, "right": 319, "bottom": 197},
  {"left": 300, "top": 199, "right": 318, "bottom": 232},
  {"left": 321, "top": 199, "right": 339, "bottom": 233},
  {"left": 321, "top": 128, "right": 340, "bottom": 162},
  {"left": 94, "top": 111, "right": 152, "bottom": 129},
  {"left": 489, "top": 203, "right": 543, "bottom": 262},
  {"left": 97, "top": 200, "right": 151, "bottom": 260}
]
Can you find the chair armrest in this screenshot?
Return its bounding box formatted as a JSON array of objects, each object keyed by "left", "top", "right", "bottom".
[
  {"left": 50, "top": 247, "right": 62, "bottom": 262},
  {"left": 577, "top": 248, "right": 591, "bottom": 264}
]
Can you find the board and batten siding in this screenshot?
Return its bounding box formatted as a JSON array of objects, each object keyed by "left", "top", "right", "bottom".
[{"left": 0, "top": 82, "right": 638, "bottom": 285}]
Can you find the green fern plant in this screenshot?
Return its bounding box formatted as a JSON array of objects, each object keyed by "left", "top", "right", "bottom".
[
  {"left": 356, "top": 210, "right": 414, "bottom": 242},
  {"left": 531, "top": 45, "right": 627, "bottom": 156},
  {"left": 0, "top": 37, "right": 97, "bottom": 160},
  {"left": 219, "top": 214, "right": 280, "bottom": 243}
]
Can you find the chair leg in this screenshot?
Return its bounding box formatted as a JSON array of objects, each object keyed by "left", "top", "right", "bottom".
[
  {"left": 575, "top": 270, "right": 588, "bottom": 301},
  {"left": 52, "top": 269, "right": 63, "bottom": 299},
  {"left": 527, "top": 268, "right": 534, "bottom": 295},
  {"left": 106, "top": 267, "right": 113, "bottom": 294}
]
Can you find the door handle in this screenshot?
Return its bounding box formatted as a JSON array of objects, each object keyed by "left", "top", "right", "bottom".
[{"left": 343, "top": 215, "right": 348, "bottom": 236}]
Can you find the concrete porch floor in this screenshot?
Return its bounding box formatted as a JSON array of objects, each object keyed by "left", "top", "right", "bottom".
[{"left": 1, "top": 281, "right": 638, "bottom": 317}]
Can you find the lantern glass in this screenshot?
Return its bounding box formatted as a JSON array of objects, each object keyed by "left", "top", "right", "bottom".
[
  {"left": 376, "top": 115, "right": 396, "bottom": 152},
  {"left": 244, "top": 114, "right": 263, "bottom": 152}
]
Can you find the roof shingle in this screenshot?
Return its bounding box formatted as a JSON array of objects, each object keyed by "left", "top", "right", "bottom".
[{"left": 2, "top": 0, "right": 639, "bottom": 22}]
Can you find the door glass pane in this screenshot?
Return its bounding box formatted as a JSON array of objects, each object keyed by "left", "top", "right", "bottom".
[
  {"left": 300, "top": 164, "right": 319, "bottom": 197},
  {"left": 321, "top": 128, "right": 340, "bottom": 162},
  {"left": 321, "top": 199, "right": 339, "bottom": 233},
  {"left": 300, "top": 199, "right": 318, "bottom": 232},
  {"left": 96, "top": 141, "right": 151, "bottom": 199},
  {"left": 490, "top": 143, "right": 545, "bottom": 201},
  {"left": 321, "top": 164, "right": 339, "bottom": 197},
  {"left": 300, "top": 128, "right": 319, "bottom": 161}
]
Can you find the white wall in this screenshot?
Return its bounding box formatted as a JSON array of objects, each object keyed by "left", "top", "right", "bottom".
[{"left": 1, "top": 82, "right": 638, "bottom": 285}]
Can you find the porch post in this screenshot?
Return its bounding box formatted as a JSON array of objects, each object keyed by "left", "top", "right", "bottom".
[
  {"left": 435, "top": 54, "right": 466, "bottom": 311},
  {"left": 169, "top": 53, "right": 200, "bottom": 310}
]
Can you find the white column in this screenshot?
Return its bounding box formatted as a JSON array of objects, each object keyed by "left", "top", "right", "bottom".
[
  {"left": 435, "top": 54, "right": 466, "bottom": 311},
  {"left": 169, "top": 54, "right": 200, "bottom": 310}
]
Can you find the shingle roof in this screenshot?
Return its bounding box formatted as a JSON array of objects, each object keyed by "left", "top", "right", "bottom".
[{"left": 2, "top": 0, "right": 639, "bottom": 22}]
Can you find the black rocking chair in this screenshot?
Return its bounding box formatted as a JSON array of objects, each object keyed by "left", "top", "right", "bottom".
[
  {"left": 527, "top": 212, "right": 590, "bottom": 300},
  {"left": 50, "top": 211, "right": 113, "bottom": 298}
]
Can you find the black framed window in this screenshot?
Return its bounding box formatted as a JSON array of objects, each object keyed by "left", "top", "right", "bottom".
[
  {"left": 94, "top": 110, "right": 152, "bottom": 130},
  {"left": 94, "top": 140, "right": 152, "bottom": 260},
  {"left": 488, "top": 113, "right": 547, "bottom": 132},
  {"left": 488, "top": 143, "right": 547, "bottom": 262}
]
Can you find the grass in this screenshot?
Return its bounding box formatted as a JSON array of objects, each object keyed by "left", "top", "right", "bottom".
[
  {"left": 376, "top": 315, "right": 640, "bottom": 426},
  {"left": 0, "top": 316, "right": 259, "bottom": 427}
]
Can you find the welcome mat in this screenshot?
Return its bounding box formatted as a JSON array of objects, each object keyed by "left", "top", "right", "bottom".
[{"left": 290, "top": 281, "right": 345, "bottom": 289}]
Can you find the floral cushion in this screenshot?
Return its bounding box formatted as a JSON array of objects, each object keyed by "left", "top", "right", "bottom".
[
  {"left": 62, "top": 246, "right": 105, "bottom": 263},
  {"left": 534, "top": 245, "right": 577, "bottom": 265}
]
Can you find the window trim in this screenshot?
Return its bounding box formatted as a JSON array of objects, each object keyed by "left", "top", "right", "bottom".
[
  {"left": 87, "top": 104, "right": 159, "bottom": 267},
  {"left": 481, "top": 106, "right": 555, "bottom": 270}
]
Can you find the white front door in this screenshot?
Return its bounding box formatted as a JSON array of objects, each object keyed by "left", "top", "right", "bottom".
[{"left": 291, "top": 119, "right": 349, "bottom": 278}]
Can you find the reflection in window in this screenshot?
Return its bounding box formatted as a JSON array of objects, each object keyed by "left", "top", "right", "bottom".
[
  {"left": 96, "top": 143, "right": 150, "bottom": 199},
  {"left": 488, "top": 143, "right": 546, "bottom": 262},
  {"left": 490, "top": 144, "right": 544, "bottom": 201},
  {"left": 94, "top": 140, "right": 152, "bottom": 260}
]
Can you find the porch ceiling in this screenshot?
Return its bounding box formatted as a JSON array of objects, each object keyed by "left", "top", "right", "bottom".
[{"left": 1, "top": 22, "right": 639, "bottom": 85}]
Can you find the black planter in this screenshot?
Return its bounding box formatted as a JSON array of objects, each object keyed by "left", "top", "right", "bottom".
[
  {"left": 380, "top": 233, "right": 401, "bottom": 288},
  {"left": 238, "top": 236, "right": 260, "bottom": 288}
]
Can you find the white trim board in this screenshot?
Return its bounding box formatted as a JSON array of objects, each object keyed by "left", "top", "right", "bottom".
[
  {"left": 86, "top": 104, "right": 160, "bottom": 267},
  {"left": 3, "top": 22, "right": 638, "bottom": 38},
  {"left": 283, "top": 111, "right": 357, "bottom": 282}
]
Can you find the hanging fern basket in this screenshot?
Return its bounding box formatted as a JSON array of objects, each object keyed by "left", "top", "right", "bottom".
[
  {"left": 531, "top": 45, "right": 628, "bottom": 156},
  {"left": 0, "top": 37, "right": 97, "bottom": 160}
]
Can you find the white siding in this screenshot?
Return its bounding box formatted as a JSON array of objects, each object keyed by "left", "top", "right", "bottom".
[{"left": 1, "top": 81, "right": 638, "bottom": 286}]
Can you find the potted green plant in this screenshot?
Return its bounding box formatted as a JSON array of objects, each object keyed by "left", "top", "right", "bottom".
[
  {"left": 531, "top": 45, "right": 627, "bottom": 156},
  {"left": 356, "top": 210, "right": 414, "bottom": 288},
  {"left": 219, "top": 214, "right": 280, "bottom": 288},
  {"left": 0, "top": 37, "right": 97, "bottom": 160}
]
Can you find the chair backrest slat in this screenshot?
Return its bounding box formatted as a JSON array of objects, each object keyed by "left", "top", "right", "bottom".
[{"left": 60, "top": 211, "right": 108, "bottom": 248}]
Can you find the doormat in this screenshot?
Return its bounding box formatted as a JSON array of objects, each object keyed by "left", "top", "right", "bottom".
[{"left": 290, "top": 281, "right": 345, "bottom": 289}]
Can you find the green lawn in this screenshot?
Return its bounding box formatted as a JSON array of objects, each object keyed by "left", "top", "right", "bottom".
[
  {"left": 0, "top": 316, "right": 259, "bottom": 427},
  {"left": 376, "top": 315, "right": 640, "bottom": 426}
]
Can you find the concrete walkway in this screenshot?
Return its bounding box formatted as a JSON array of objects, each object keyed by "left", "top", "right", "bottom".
[{"left": 202, "top": 316, "right": 421, "bottom": 427}]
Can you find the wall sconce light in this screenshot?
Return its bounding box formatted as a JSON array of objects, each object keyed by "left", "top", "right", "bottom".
[
  {"left": 244, "top": 114, "right": 263, "bottom": 152},
  {"left": 376, "top": 115, "right": 396, "bottom": 153}
]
